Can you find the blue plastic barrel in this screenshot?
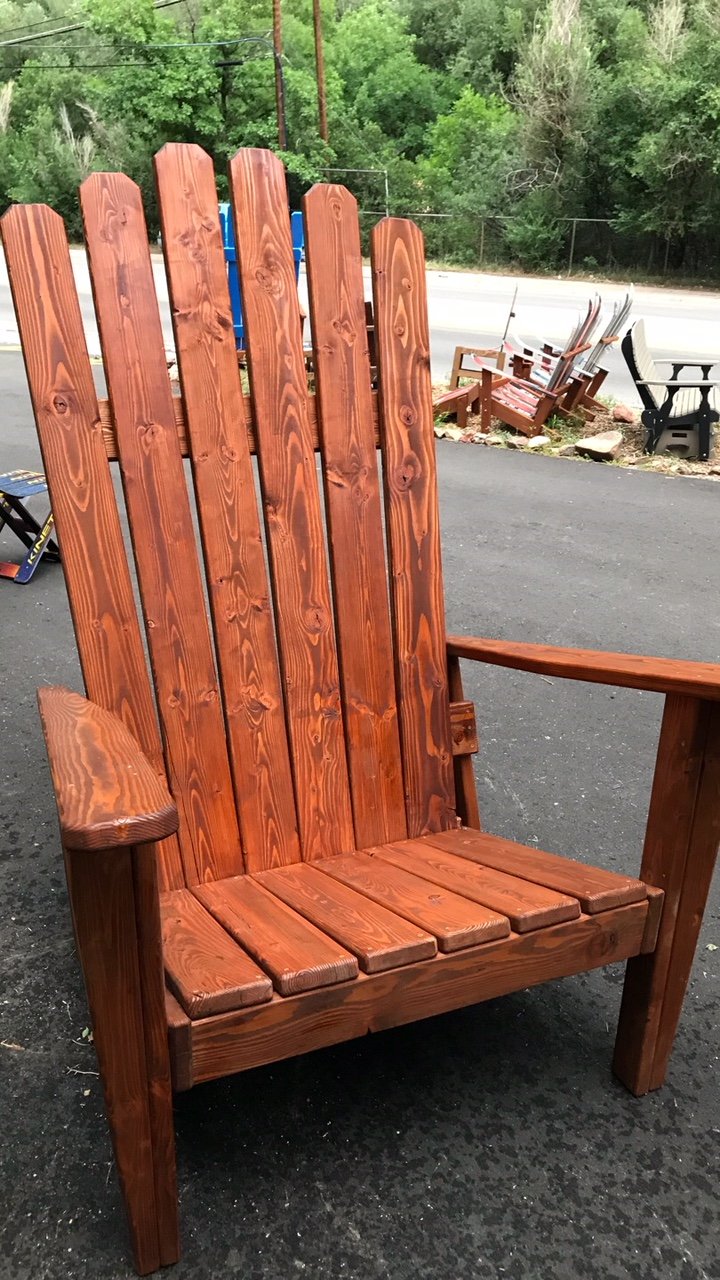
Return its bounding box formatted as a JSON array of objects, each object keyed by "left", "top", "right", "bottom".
[{"left": 219, "top": 204, "right": 304, "bottom": 351}]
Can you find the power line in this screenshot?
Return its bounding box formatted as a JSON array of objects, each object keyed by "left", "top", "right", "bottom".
[
  {"left": 0, "top": 10, "right": 76, "bottom": 38},
  {"left": 0, "top": 0, "right": 186, "bottom": 49}
]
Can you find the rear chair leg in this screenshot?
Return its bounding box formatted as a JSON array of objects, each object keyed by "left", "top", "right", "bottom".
[
  {"left": 613, "top": 695, "right": 720, "bottom": 1095},
  {"left": 66, "top": 843, "right": 180, "bottom": 1274}
]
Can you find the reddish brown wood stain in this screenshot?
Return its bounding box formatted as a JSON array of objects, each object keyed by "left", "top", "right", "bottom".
[
  {"left": 371, "top": 218, "right": 456, "bottom": 836},
  {"left": 154, "top": 143, "right": 300, "bottom": 873},
  {"left": 80, "top": 172, "right": 244, "bottom": 885}
]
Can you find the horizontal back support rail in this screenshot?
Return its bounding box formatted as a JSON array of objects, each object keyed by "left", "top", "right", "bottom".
[{"left": 99, "top": 391, "right": 380, "bottom": 462}]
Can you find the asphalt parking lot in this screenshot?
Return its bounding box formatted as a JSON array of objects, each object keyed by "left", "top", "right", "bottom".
[{"left": 1, "top": 351, "right": 719, "bottom": 1280}]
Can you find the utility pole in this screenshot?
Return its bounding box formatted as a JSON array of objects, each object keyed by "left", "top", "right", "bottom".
[
  {"left": 273, "top": 0, "right": 287, "bottom": 150},
  {"left": 312, "top": 0, "right": 329, "bottom": 144}
]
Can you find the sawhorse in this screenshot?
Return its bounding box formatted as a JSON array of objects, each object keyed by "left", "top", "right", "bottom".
[{"left": 0, "top": 470, "right": 59, "bottom": 583}]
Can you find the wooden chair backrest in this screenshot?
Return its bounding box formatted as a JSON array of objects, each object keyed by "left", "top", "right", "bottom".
[
  {"left": 2, "top": 146, "right": 457, "bottom": 891},
  {"left": 622, "top": 318, "right": 661, "bottom": 412}
]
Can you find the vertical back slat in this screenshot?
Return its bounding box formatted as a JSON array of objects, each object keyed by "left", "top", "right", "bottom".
[
  {"left": 303, "top": 184, "right": 406, "bottom": 848},
  {"left": 154, "top": 144, "right": 300, "bottom": 873},
  {"left": 80, "top": 172, "right": 243, "bottom": 885},
  {"left": 371, "top": 218, "right": 456, "bottom": 836},
  {"left": 229, "top": 148, "right": 355, "bottom": 860},
  {"left": 1, "top": 204, "right": 184, "bottom": 892}
]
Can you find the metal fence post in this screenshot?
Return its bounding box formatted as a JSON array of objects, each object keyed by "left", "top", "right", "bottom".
[{"left": 567, "top": 218, "right": 577, "bottom": 275}]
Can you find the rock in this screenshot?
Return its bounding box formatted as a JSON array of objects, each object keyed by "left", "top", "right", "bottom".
[
  {"left": 575, "top": 429, "right": 623, "bottom": 461},
  {"left": 709, "top": 465, "right": 720, "bottom": 475},
  {"left": 484, "top": 433, "right": 505, "bottom": 446},
  {"left": 460, "top": 428, "right": 478, "bottom": 442},
  {"left": 525, "top": 435, "right": 551, "bottom": 450},
  {"left": 505, "top": 436, "right": 526, "bottom": 449},
  {"left": 434, "top": 424, "right": 464, "bottom": 441},
  {"left": 612, "top": 404, "right": 637, "bottom": 425},
  {"left": 556, "top": 443, "right": 577, "bottom": 457}
]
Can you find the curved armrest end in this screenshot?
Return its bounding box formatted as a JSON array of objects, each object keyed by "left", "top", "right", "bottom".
[
  {"left": 447, "top": 637, "right": 720, "bottom": 701},
  {"left": 38, "top": 686, "right": 179, "bottom": 851}
]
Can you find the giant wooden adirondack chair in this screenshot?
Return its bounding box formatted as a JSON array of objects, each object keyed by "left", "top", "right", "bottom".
[{"left": 4, "top": 147, "right": 720, "bottom": 1275}]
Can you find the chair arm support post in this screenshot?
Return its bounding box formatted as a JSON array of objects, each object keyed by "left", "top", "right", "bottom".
[
  {"left": 38, "top": 686, "right": 179, "bottom": 852},
  {"left": 447, "top": 654, "right": 481, "bottom": 831},
  {"left": 613, "top": 695, "right": 720, "bottom": 1095},
  {"left": 65, "top": 839, "right": 179, "bottom": 1271}
]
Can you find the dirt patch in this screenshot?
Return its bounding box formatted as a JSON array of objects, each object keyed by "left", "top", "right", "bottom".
[{"left": 439, "top": 404, "right": 720, "bottom": 480}]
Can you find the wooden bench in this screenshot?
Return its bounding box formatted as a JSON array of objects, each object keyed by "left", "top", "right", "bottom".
[{"left": 3, "top": 146, "right": 719, "bottom": 1275}]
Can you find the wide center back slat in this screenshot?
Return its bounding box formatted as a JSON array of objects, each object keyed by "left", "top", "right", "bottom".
[
  {"left": 229, "top": 148, "right": 355, "bottom": 861},
  {"left": 80, "top": 172, "right": 244, "bottom": 885},
  {"left": 153, "top": 143, "right": 300, "bottom": 874},
  {"left": 302, "top": 184, "right": 406, "bottom": 849},
  {"left": 371, "top": 218, "right": 456, "bottom": 836}
]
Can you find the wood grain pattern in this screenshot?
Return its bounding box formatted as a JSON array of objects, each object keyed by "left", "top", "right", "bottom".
[
  {"left": 66, "top": 843, "right": 177, "bottom": 1273},
  {"left": 255, "top": 862, "right": 437, "bottom": 973},
  {"left": 195, "top": 875, "right": 358, "bottom": 995},
  {"left": 99, "top": 391, "right": 381, "bottom": 461},
  {"left": 447, "top": 654, "right": 481, "bottom": 829},
  {"left": 160, "top": 889, "right": 272, "bottom": 1016},
  {"left": 304, "top": 183, "right": 406, "bottom": 848},
  {"left": 80, "top": 171, "right": 243, "bottom": 885},
  {"left": 185, "top": 901, "right": 649, "bottom": 1086},
  {"left": 130, "top": 848, "right": 181, "bottom": 1266},
  {"left": 447, "top": 634, "right": 720, "bottom": 701},
  {"left": 373, "top": 838, "right": 580, "bottom": 933},
  {"left": 38, "top": 686, "right": 178, "bottom": 851},
  {"left": 0, "top": 203, "right": 184, "bottom": 892},
  {"left": 164, "top": 989, "right": 193, "bottom": 1091},
  {"left": 430, "top": 827, "right": 647, "bottom": 914},
  {"left": 448, "top": 699, "right": 478, "bottom": 755},
  {"left": 229, "top": 148, "right": 355, "bottom": 860},
  {"left": 154, "top": 143, "right": 300, "bottom": 872},
  {"left": 614, "top": 696, "right": 720, "bottom": 1094},
  {"left": 318, "top": 851, "right": 510, "bottom": 952},
  {"left": 371, "top": 218, "right": 455, "bottom": 836},
  {"left": 640, "top": 885, "right": 665, "bottom": 954}
]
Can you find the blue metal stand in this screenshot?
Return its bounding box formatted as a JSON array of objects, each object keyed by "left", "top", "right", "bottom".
[
  {"left": 0, "top": 469, "right": 60, "bottom": 583},
  {"left": 218, "top": 204, "right": 304, "bottom": 351}
]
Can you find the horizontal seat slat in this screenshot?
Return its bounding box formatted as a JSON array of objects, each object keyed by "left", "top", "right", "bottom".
[
  {"left": 317, "top": 851, "right": 510, "bottom": 952},
  {"left": 179, "top": 902, "right": 650, "bottom": 1088},
  {"left": 428, "top": 828, "right": 647, "bottom": 913},
  {"left": 194, "top": 876, "right": 358, "bottom": 996},
  {"left": 372, "top": 838, "right": 581, "bottom": 933},
  {"left": 160, "top": 890, "right": 272, "bottom": 1018},
  {"left": 254, "top": 863, "right": 437, "bottom": 973}
]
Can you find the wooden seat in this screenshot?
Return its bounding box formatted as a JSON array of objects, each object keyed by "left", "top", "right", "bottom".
[
  {"left": 160, "top": 829, "right": 647, "bottom": 1017},
  {"left": 4, "top": 145, "right": 719, "bottom": 1276}
]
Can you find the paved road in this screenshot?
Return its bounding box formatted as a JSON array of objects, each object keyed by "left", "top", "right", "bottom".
[
  {"left": 1, "top": 350, "right": 719, "bottom": 1280},
  {"left": 2, "top": 244, "right": 720, "bottom": 402}
]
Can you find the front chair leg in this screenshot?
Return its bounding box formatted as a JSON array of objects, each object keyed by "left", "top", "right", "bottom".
[
  {"left": 66, "top": 842, "right": 180, "bottom": 1274},
  {"left": 613, "top": 694, "right": 720, "bottom": 1095}
]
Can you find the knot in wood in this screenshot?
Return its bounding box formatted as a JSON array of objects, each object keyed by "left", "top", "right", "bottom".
[
  {"left": 400, "top": 405, "right": 416, "bottom": 428},
  {"left": 332, "top": 318, "right": 356, "bottom": 346},
  {"left": 52, "top": 394, "right": 69, "bottom": 415},
  {"left": 330, "top": 197, "right": 343, "bottom": 221},
  {"left": 304, "top": 606, "right": 329, "bottom": 635},
  {"left": 393, "top": 453, "right": 420, "bottom": 490},
  {"left": 255, "top": 263, "right": 283, "bottom": 297}
]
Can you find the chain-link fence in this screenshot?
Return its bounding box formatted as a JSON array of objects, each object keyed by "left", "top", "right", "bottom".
[{"left": 357, "top": 211, "right": 720, "bottom": 281}]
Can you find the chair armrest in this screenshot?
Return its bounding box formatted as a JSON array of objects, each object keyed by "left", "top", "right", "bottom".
[
  {"left": 446, "top": 637, "right": 720, "bottom": 700},
  {"left": 636, "top": 380, "right": 720, "bottom": 388},
  {"left": 38, "top": 686, "right": 179, "bottom": 851}
]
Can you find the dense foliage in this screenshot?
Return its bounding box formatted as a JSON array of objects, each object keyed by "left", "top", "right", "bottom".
[{"left": 1, "top": 0, "right": 719, "bottom": 273}]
